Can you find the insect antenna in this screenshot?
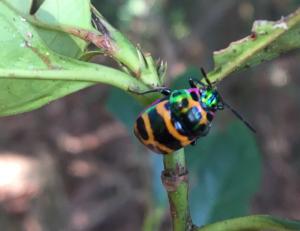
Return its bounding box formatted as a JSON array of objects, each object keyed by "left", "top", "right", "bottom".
[
  {"left": 200, "top": 67, "right": 213, "bottom": 88},
  {"left": 222, "top": 100, "right": 256, "bottom": 133},
  {"left": 200, "top": 67, "right": 256, "bottom": 133}
]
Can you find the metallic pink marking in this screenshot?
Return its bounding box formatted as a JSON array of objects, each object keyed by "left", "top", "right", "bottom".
[{"left": 188, "top": 88, "right": 200, "bottom": 96}]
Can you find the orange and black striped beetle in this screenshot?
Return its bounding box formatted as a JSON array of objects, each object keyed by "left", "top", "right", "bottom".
[{"left": 133, "top": 68, "right": 255, "bottom": 154}]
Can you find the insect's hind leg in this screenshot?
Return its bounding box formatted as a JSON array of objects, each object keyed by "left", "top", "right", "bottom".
[{"left": 128, "top": 87, "right": 171, "bottom": 96}]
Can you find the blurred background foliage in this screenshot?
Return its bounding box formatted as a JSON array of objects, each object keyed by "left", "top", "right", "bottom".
[{"left": 0, "top": 1, "right": 299, "bottom": 231}]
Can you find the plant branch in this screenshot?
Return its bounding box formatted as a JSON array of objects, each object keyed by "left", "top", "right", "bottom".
[
  {"left": 0, "top": 66, "right": 155, "bottom": 103},
  {"left": 194, "top": 215, "right": 300, "bottom": 231},
  {"left": 162, "top": 149, "right": 192, "bottom": 231},
  {"left": 207, "top": 8, "right": 300, "bottom": 85}
]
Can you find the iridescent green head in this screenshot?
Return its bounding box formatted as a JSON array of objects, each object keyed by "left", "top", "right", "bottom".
[
  {"left": 198, "top": 67, "right": 255, "bottom": 132},
  {"left": 200, "top": 89, "right": 221, "bottom": 110}
]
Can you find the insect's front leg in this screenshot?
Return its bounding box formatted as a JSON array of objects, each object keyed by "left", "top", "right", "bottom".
[{"left": 128, "top": 87, "right": 171, "bottom": 96}]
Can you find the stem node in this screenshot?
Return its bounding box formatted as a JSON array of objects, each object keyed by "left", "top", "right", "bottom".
[{"left": 161, "top": 168, "right": 188, "bottom": 192}]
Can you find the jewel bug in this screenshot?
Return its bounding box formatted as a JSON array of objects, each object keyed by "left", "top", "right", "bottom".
[{"left": 132, "top": 68, "right": 255, "bottom": 154}]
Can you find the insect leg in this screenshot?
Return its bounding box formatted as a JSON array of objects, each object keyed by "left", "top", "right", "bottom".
[{"left": 128, "top": 87, "right": 171, "bottom": 96}]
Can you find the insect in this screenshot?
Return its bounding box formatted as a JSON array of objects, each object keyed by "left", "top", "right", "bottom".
[{"left": 133, "top": 68, "right": 255, "bottom": 154}]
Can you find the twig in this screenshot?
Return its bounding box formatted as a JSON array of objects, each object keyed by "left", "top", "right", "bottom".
[
  {"left": 194, "top": 215, "right": 300, "bottom": 231},
  {"left": 162, "top": 149, "right": 192, "bottom": 231}
]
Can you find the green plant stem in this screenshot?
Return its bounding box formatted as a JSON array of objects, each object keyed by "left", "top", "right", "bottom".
[
  {"left": 0, "top": 67, "right": 156, "bottom": 104},
  {"left": 163, "top": 149, "right": 192, "bottom": 231},
  {"left": 195, "top": 215, "right": 300, "bottom": 231},
  {"left": 90, "top": 5, "right": 143, "bottom": 76},
  {"left": 0, "top": 68, "right": 141, "bottom": 90}
]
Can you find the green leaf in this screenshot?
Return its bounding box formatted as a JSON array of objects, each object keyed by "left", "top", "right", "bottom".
[
  {"left": 186, "top": 122, "right": 261, "bottom": 226},
  {"left": 196, "top": 215, "right": 300, "bottom": 231},
  {"left": 0, "top": 2, "right": 92, "bottom": 116},
  {"left": 0, "top": 2, "right": 147, "bottom": 116},
  {"left": 5, "top": 0, "right": 33, "bottom": 14},
  {"left": 6, "top": 0, "right": 93, "bottom": 58},
  {"left": 208, "top": 8, "right": 300, "bottom": 83}
]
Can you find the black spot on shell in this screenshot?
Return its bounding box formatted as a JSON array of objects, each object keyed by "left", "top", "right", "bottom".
[
  {"left": 181, "top": 98, "right": 189, "bottom": 107},
  {"left": 149, "top": 108, "right": 182, "bottom": 151},
  {"left": 190, "top": 91, "right": 199, "bottom": 101}
]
